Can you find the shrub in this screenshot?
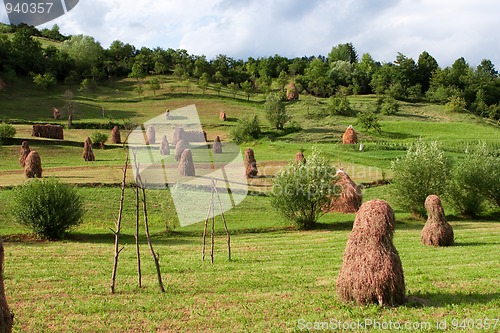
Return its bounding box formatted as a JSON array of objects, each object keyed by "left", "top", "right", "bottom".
[
  {"left": 0, "top": 123, "right": 16, "bottom": 143},
  {"left": 270, "top": 148, "right": 337, "bottom": 229},
  {"left": 264, "top": 92, "right": 289, "bottom": 130},
  {"left": 90, "top": 131, "right": 108, "bottom": 148},
  {"left": 445, "top": 95, "right": 467, "bottom": 113},
  {"left": 230, "top": 115, "right": 261, "bottom": 144},
  {"left": 380, "top": 97, "right": 400, "bottom": 115},
  {"left": 356, "top": 111, "right": 381, "bottom": 133},
  {"left": 391, "top": 139, "right": 450, "bottom": 218},
  {"left": 328, "top": 95, "right": 353, "bottom": 116},
  {"left": 12, "top": 178, "right": 84, "bottom": 240}
]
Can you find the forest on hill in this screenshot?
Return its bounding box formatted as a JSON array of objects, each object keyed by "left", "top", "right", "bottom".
[{"left": 1, "top": 22, "right": 499, "bottom": 120}]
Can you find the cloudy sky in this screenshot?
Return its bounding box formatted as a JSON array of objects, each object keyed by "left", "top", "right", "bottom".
[{"left": 1, "top": 0, "right": 499, "bottom": 67}]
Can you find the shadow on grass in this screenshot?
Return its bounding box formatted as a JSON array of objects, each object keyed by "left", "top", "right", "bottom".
[{"left": 408, "top": 292, "right": 500, "bottom": 307}]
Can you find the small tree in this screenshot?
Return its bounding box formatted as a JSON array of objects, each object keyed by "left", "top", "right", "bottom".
[
  {"left": 265, "top": 92, "right": 290, "bottom": 130},
  {"left": 445, "top": 95, "right": 467, "bottom": 113},
  {"left": 391, "top": 139, "right": 450, "bottom": 218},
  {"left": 0, "top": 123, "right": 16, "bottom": 144},
  {"left": 230, "top": 115, "right": 261, "bottom": 144},
  {"left": 198, "top": 73, "right": 210, "bottom": 95},
  {"left": 90, "top": 131, "right": 108, "bottom": 148},
  {"left": 228, "top": 82, "right": 238, "bottom": 98},
  {"left": 241, "top": 80, "right": 254, "bottom": 101},
  {"left": 270, "top": 148, "right": 337, "bottom": 229},
  {"left": 12, "top": 178, "right": 84, "bottom": 240},
  {"left": 328, "top": 95, "right": 353, "bottom": 116},
  {"left": 149, "top": 77, "right": 161, "bottom": 96},
  {"left": 356, "top": 111, "right": 381, "bottom": 133}
]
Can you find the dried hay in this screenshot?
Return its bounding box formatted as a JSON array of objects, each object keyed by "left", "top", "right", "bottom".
[
  {"left": 146, "top": 125, "right": 156, "bottom": 145},
  {"left": 178, "top": 149, "right": 195, "bottom": 176},
  {"left": 342, "top": 125, "right": 358, "bottom": 144},
  {"left": 0, "top": 237, "right": 13, "bottom": 333},
  {"left": 52, "top": 107, "right": 61, "bottom": 120},
  {"left": 18, "top": 141, "right": 31, "bottom": 167},
  {"left": 213, "top": 136, "right": 223, "bottom": 154},
  {"left": 160, "top": 135, "right": 170, "bottom": 155},
  {"left": 336, "top": 200, "right": 406, "bottom": 306},
  {"left": 111, "top": 126, "right": 121, "bottom": 144},
  {"left": 326, "top": 169, "right": 362, "bottom": 213},
  {"left": 244, "top": 148, "right": 258, "bottom": 178},
  {"left": 421, "top": 195, "right": 454, "bottom": 246},
  {"left": 286, "top": 82, "right": 299, "bottom": 101},
  {"left": 219, "top": 111, "right": 227, "bottom": 121},
  {"left": 182, "top": 131, "right": 207, "bottom": 143},
  {"left": 31, "top": 124, "right": 64, "bottom": 140},
  {"left": 294, "top": 151, "right": 306, "bottom": 165},
  {"left": 82, "top": 137, "right": 95, "bottom": 161},
  {"left": 24, "top": 151, "right": 42, "bottom": 178},
  {"left": 174, "top": 139, "right": 189, "bottom": 161},
  {"left": 172, "top": 127, "right": 185, "bottom": 146}
]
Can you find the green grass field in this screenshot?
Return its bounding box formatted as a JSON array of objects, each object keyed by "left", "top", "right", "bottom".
[{"left": 0, "top": 77, "right": 499, "bottom": 332}]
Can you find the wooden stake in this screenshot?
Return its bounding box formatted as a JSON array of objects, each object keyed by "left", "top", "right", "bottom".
[{"left": 212, "top": 179, "right": 231, "bottom": 261}]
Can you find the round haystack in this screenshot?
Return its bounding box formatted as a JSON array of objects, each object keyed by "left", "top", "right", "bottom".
[
  {"left": 111, "top": 126, "right": 121, "bottom": 144},
  {"left": 146, "top": 125, "right": 156, "bottom": 145},
  {"left": 286, "top": 82, "right": 299, "bottom": 101},
  {"left": 160, "top": 135, "right": 170, "bottom": 155},
  {"left": 24, "top": 151, "right": 42, "bottom": 178},
  {"left": 336, "top": 200, "right": 406, "bottom": 306},
  {"left": 213, "top": 136, "right": 223, "bottom": 154},
  {"left": 326, "top": 169, "right": 362, "bottom": 213},
  {"left": 82, "top": 137, "right": 95, "bottom": 161},
  {"left": 174, "top": 139, "right": 189, "bottom": 161},
  {"left": 421, "top": 195, "right": 454, "bottom": 246},
  {"left": 342, "top": 125, "right": 358, "bottom": 144},
  {"left": 178, "top": 149, "right": 195, "bottom": 176},
  {"left": 244, "top": 148, "right": 258, "bottom": 178},
  {"left": 19, "top": 141, "right": 31, "bottom": 167},
  {"left": 0, "top": 237, "right": 13, "bottom": 333},
  {"left": 172, "top": 127, "right": 185, "bottom": 146},
  {"left": 219, "top": 111, "right": 226, "bottom": 121},
  {"left": 294, "top": 151, "right": 306, "bottom": 165}
]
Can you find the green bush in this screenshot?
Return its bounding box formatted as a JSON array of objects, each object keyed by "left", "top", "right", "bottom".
[
  {"left": 12, "top": 178, "right": 84, "bottom": 240},
  {"left": 445, "top": 95, "right": 467, "bottom": 113},
  {"left": 0, "top": 122, "right": 16, "bottom": 143},
  {"left": 391, "top": 139, "right": 450, "bottom": 218},
  {"left": 380, "top": 97, "right": 400, "bottom": 115},
  {"left": 356, "top": 111, "right": 381, "bottom": 133},
  {"left": 328, "top": 95, "right": 354, "bottom": 116},
  {"left": 90, "top": 131, "right": 108, "bottom": 147},
  {"left": 270, "top": 148, "right": 337, "bottom": 229},
  {"left": 230, "top": 115, "right": 261, "bottom": 144},
  {"left": 264, "top": 92, "right": 289, "bottom": 130}
]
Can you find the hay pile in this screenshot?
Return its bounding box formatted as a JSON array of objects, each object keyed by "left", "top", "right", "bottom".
[
  {"left": 146, "top": 125, "right": 156, "bottom": 144},
  {"left": 52, "top": 107, "right": 61, "bottom": 120},
  {"left": 219, "top": 111, "right": 226, "bottom": 121},
  {"left": 19, "top": 141, "right": 31, "bottom": 167},
  {"left": 111, "top": 126, "right": 121, "bottom": 144},
  {"left": 327, "top": 169, "right": 362, "bottom": 213},
  {"left": 24, "top": 151, "right": 42, "bottom": 178},
  {"left": 172, "top": 127, "right": 185, "bottom": 146},
  {"left": 342, "top": 125, "right": 358, "bottom": 144},
  {"left": 183, "top": 131, "right": 207, "bottom": 143},
  {"left": 31, "top": 124, "right": 64, "bottom": 140},
  {"left": 294, "top": 151, "right": 306, "bottom": 165},
  {"left": 421, "top": 195, "right": 454, "bottom": 246},
  {"left": 174, "top": 139, "right": 189, "bottom": 161},
  {"left": 286, "top": 82, "right": 299, "bottom": 101},
  {"left": 244, "top": 148, "right": 258, "bottom": 178},
  {"left": 160, "top": 135, "right": 170, "bottom": 155},
  {"left": 336, "top": 200, "right": 406, "bottom": 306},
  {"left": 213, "top": 136, "right": 223, "bottom": 154},
  {"left": 82, "top": 137, "right": 95, "bottom": 161},
  {"left": 0, "top": 237, "right": 13, "bottom": 333},
  {"left": 178, "top": 149, "right": 195, "bottom": 176}
]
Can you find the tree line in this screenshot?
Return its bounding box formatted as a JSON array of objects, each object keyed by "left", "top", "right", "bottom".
[{"left": 1, "top": 23, "right": 499, "bottom": 120}]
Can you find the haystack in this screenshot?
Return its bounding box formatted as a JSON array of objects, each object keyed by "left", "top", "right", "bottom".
[
  {"left": 421, "top": 195, "right": 454, "bottom": 246},
  {"left": 160, "top": 135, "right": 170, "bottom": 155},
  {"left": 327, "top": 169, "right": 362, "bottom": 213},
  {"left": 286, "top": 82, "right": 299, "bottom": 101},
  {"left": 111, "top": 126, "right": 121, "bottom": 144},
  {"left": 52, "top": 107, "right": 61, "bottom": 120},
  {"left": 174, "top": 139, "right": 189, "bottom": 161},
  {"left": 146, "top": 125, "right": 156, "bottom": 145},
  {"left": 294, "top": 151, "right": 306, "bottom": 165},
  {"left": 219, "top": 111, "right": 226, "bottom": 121},
  {"left": 336, "top": 200, "right": 406, "bottom": 306},
  {"left": 183, "top": 131, "right": 207, "bottom": 143},
  {"left": 24, "top": 151, "right": 42, "bottom": 178},
  {"left": 342, "top": 125, "right": 357, "bottom": 144},
  {"left": 31, "top": 124, "right": 64, "bottom": 140},
  {"left": 178, "top": 149, "right": 195, "bottom": 176},
  {"left": 244, "top": 148, "right": 258, "bottom": 178},
  {"left": 213, "top": 136, "right": 223, "bottom": 154},
  {"left": 172, "top": 127, "right": 185, "bottom": 146},
  {"left": 82, "top": 137, "right": 95, "bottom": 161},
  {"left": 0, "top": 237, "right": 13, "bottom": 333},
  {"left": 19, "top": 141, "right": 31, "bottom": 167}
]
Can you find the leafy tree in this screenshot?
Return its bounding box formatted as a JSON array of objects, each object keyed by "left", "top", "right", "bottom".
[
  {"left": 445, "top": 95, "right": 467, "bottom": 113},
  {"left": 328, "top": 43, "right": 358, "bottom": 64},
  {"left": 228, "top": 82, "right": 238, "bottom": 98},
  {"left": 198, "top": 73, "right": 210, "bottom": 95},
  {"left": 277, "top": 70, "right": 288, "bottom": 92},
  {"left": 129, "top": 61, "right": 146, "bottom": 82},
  {"left": 416, "top": 51, "right": 439, "bottom": 92},
  {"left": 230, "top": 115, "right": 261, "bottom": 144},
  {"left": 149, "top": 77, "right": 161, "bottom": 95},
  {"left": 378, "top": 96, "right": 400, "bottom": 115},
  {"left": 32, "top": 72, "right": 57, "bottom": 91},
  {"left": 241, "top": 80, "right": 254, "bottom": 100},
  {"left": 11, "top": 29, "right": 44, "bottom": 74},
  {"left": 0, "top": 123, "right": 16, "bottom": 144},
  {"left": 61, "top": 35, "right": 104, "bottom": 72},
  {"left": 265, "top": 93, "right": 289, "bottom": 130},
  {"left": 328, "top": 95, "right": 353, "bottom": 116},
  {"left": 356, "top": 111, "right": 381, "bottom": 133},
  {"left": 304, "top": 58, "right": 332, "bottom": 97},
  {"left": 213, "top": 82, "right": 223, "bottom": 96},
  {"left": 90, "top": 131, "right": 108, "bottom": 148}
]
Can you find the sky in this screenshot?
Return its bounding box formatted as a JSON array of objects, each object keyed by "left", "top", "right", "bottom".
[{"left": 1, "top": 0, "right": 499, "bottom": 67}]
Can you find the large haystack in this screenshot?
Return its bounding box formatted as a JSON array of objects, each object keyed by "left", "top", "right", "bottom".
[
  {"left": 244, "top": 148, "right": 258, "bottom": 178},
  {"left": 212, "top": 136, "right": 223, "bottom": 154},
  {"left": 342, "top": 125, "right": 358, "bottom": 144},
  {"left": 111, "top": 126, "right": 121, "bottom": 144},
  {"left": 336, "top": 200, "right": 406, "bottom": 306},
  {"left": 0, "top": 237, "right": 13, "bottom": 333},
  {"left": 82, "top": 137, "right": 95, "bottom": 161},
  {"left": 24, "top": 151, "right": 42, "bottom": 178},
  {"left": 174, "top": 139, "right": 189, "bottom": 161},
  {"left": 19, "top": 141, "right": 31, "bottom": 167},
  {"left": 294, "top": 151, "right": 306, "bottom": 165},
  {"left": 160, "top": 135, "right": 170, "bottom": 155},
  {"left": 172, "top": 127, "right": 185, "bottom": 146},
  {"left": 421, "top": 195, "right": 454, "bottom": 246},
  {"left": 146, "top": 125, "right": 156, "bottom": 145},
  {"left": 52, "top": 107, "right": 61, "bottom": 120},
  {"left": 327, "top": 169, "right": 362, "bottom": 213},
  {"left": 219, "top": 111, "right": 226, "bottom": 121},
  {"left": 178, "top": 149, "right": 195, "bottom": 176},
  {"left": 286, "top": 82, "right": 299, "bottom": 101},
  {"left": 31, "top": 124, "right": 64, "bottom": 140}
]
